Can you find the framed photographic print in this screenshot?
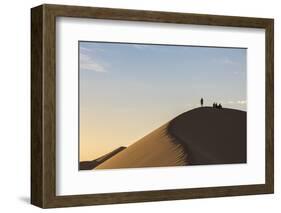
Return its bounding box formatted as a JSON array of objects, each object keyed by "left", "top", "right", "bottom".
[{"left": 31, "top": 4, "right": 274, "bottom": 208}]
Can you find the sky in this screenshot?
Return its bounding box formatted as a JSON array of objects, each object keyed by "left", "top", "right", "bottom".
[{"left": 79, "top": 41, "right": 247, "bottom": 161}]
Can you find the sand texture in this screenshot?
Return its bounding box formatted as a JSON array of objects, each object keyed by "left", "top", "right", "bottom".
[{"left": 95, "top": 124, "right": 188, "bottom": 169}]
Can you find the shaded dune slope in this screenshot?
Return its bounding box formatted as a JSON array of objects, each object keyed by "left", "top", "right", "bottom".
[
  {"left": 168, "top": 107, "right": 246, "bottom": 165},
  {"left": 95, "top": 107, "right": 246, "bottom": 170}
]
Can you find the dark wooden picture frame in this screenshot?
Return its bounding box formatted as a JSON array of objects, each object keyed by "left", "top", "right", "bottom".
[{"left": 31, "top": 4, "right": 274, "bottom": 208}]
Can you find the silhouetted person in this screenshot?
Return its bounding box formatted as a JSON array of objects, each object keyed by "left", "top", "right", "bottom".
[
  {"left": 218, "top": 103, "right": 222, "bottom": 109},
  {"left": 200, "top": 98, "right": 203, "bottom": 107}
]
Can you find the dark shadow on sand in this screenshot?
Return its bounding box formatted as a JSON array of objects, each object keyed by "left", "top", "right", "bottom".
[{"left": 167, "top": 107, "right": 246, "bottom": 165}]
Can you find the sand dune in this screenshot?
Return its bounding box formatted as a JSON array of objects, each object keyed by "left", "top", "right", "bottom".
[
  {"left": 93, "top": 107, "right": 246, "bottom": 170},
  {"left": 95, "top": 124, "right": 188, "bottom": 169},
  {"left": 168, "top": 107, "right": 246, "bottom": 165},
  {"left": 79, "top": 146, "right": 126, "bottom": 170}
]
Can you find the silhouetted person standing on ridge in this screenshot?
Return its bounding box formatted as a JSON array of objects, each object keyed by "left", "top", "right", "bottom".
[{"left": 200, "top": 98, "right": 203, "bottom": 107}]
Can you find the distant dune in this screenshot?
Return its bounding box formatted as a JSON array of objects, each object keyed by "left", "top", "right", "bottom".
[
  {"left": 79, "top": 146, "right": 126, "bottom": 170},
  {"left": 93, "top": 107, "right": 246, "bottom": 170}
]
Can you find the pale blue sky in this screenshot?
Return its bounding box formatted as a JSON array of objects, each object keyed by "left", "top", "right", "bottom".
[{"left": 79, "top": 42, "right": 247, "bottom": 160}]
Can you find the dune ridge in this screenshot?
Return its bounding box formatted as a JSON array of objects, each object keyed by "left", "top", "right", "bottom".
[{"left": 92, "top": 107, "right": 246, "bottom": 170}]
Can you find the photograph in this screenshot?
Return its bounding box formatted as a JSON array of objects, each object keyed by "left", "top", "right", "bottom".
[{"left": 78, "top": 41, "right": 247, "bottom": 170}]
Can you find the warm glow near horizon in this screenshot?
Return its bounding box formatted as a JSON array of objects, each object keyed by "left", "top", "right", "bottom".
[{"left": 79, "top": 42, "right": 247, "bottom": 161}]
